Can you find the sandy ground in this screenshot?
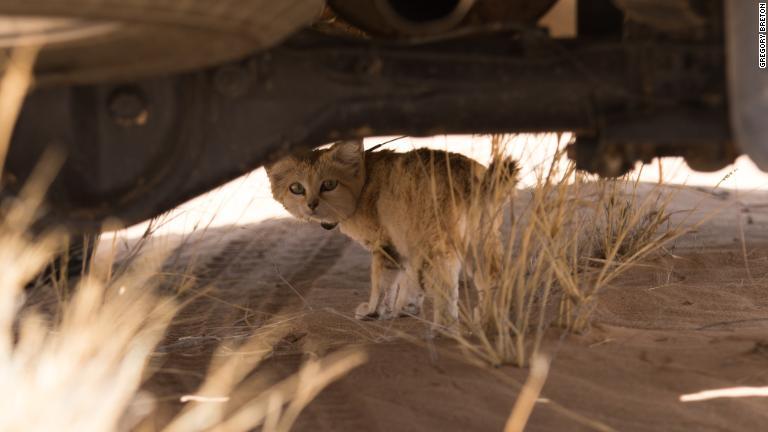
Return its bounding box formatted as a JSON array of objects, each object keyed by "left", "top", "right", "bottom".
[{"left": 102, "top": 184, "right": 768, "bottom": 431}]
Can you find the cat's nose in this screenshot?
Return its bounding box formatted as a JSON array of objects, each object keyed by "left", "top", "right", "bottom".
[{"left": 307, "top": 198, "right": 319, "bottom": 210}]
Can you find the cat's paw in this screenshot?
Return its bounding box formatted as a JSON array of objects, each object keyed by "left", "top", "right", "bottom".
[
  {"left": 355, "top": 302, "right": 378, "bottom": 320},
  {"left": 355, "top": 302, "right": 399, "bottom": 320},
  {"left": 399, "top": 302, "right": 421, "bottom": 317}
]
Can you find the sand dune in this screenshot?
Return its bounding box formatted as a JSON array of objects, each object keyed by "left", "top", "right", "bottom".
[{"left": 105, "top": 184, "right": 768, "bottom": 431}]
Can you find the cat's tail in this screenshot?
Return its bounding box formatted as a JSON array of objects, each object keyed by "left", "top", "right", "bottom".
[
  {"left": 481, "top": 157, "right": 519, "bottom": 198},
  {"left": 478, "top": 157, "right": 519, "bottom": 226}
]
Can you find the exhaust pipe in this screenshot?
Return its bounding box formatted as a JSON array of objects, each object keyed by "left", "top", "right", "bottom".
[
  {"left": 328, "top": 0, "right": 475, "bottom": 37},
  {"left": 375, "top": 0, "right": 475, "bottom": 35}
]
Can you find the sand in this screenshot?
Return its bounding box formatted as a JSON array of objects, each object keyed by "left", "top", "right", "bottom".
[{"left": 104, "top": 184, "right": 768, "bottom": 431}]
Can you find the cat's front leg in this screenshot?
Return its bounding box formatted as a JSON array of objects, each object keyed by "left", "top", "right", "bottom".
[{"left": 355, "top": 249, "right": 400, "bottom": 320}]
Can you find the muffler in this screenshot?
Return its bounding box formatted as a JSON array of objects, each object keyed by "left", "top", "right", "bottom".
[{"left": 328, "top": 0, "right": 475, "bottom": 37}]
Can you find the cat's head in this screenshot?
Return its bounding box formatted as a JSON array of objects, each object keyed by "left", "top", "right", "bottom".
[{"left": 265, "top": 140, "right": 365, "bottom": 224}]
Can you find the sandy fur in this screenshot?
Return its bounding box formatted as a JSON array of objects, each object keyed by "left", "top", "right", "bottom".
[{"left": 266, "top": 140, "right": 516, "bottom": 327}]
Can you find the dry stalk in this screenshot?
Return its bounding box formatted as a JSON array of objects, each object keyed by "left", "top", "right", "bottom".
[{"left": 428, "top": 136, "right": 692, "bottom": 366}]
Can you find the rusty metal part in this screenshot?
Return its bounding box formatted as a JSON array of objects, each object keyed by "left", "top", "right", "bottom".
[
  {"left": 107, "top": 86, "right": 149, "bottom": 127},
  {"left": 568, "top": 107, "right": 734, "bottom": 177},
  {"left": 565, "top": 0, "right": 733, "bottom": 177},
  {"left": 613, "top": 0, "right": 711, "bottom": 33}
]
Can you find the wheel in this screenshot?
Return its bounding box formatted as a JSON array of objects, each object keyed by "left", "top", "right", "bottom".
[{"left": 0, "top": 0, "right": 324, "bottom": 85}]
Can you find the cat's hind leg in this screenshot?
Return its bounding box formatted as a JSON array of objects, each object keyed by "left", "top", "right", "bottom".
[
  {"left": 394, "top": 268, "right": 425, "bottom": 317},
  {"left": 465, "top": 232, "right": 503, "bottom": 328},
  {"left": 419, "top": 255, "right": 462, "bottom": 331}
]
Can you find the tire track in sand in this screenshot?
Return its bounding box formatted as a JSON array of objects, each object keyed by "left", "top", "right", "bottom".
[{"left": 145, "top": 220, "right": 351, "bottom": 424}]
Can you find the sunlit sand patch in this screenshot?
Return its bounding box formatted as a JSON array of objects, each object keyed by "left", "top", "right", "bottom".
[{"left": 680, "top": 386, "right": 768, "bottom": 402}]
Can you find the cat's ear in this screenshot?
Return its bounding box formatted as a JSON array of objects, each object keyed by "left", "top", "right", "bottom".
[
  {"left": 329, "top": 139, "right": 364, "bottom": 170},
  {"left": 264, "top": 159, "right": 281, "bottom": 179},
  {"left": 264, "top": 157, "right": 294, "bottom": 185}
]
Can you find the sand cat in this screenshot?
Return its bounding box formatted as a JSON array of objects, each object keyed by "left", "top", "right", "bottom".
[{"left": 266, "top": 140, "right": 516, "bottom": 328}]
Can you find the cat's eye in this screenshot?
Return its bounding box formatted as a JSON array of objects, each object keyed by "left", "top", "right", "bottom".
[
  {"left": 289, "top": 182, "right": 305, "bottom": 195},
  {"left": 321, "top": 179, "right": 338, "bottom": 192}
]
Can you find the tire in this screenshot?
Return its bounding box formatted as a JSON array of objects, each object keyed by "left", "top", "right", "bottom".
[{"left": 0, "top": 0, "right": 324, "bottom": 85}]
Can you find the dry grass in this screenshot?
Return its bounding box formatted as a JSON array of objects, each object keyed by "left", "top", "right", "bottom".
[
  {"left": 1, "top": 246, "right": 176, "bottom": 432},
  {"left": 430, "top": 135, "right": 692, "bottom": 367},
  {"left": 1, "top": 200, "right": 367, "bottom": 432},
  {"left": 590, "top": 174, "right": 674, "bottom": 264},
  {"left": 503, "top": 354, "right": 550, "bottom": 432},
  {"left": 0, "top": 46, "right": 365, "bottom": 432},
  {"left": 2, "top": 219, "right": 365, "bottom": 432}
]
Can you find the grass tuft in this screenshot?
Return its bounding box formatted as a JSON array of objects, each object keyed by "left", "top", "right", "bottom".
[{"left": 431, "top": 135, "right": 693, "bottom": 367}]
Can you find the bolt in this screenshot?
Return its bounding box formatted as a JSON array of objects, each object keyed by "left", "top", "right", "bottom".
[
  {"left": 214, "top": 65, "right": 251, "bottom": 98},
  {"left": 107, "top": 86, "right": 148, "bottom": 127}
]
